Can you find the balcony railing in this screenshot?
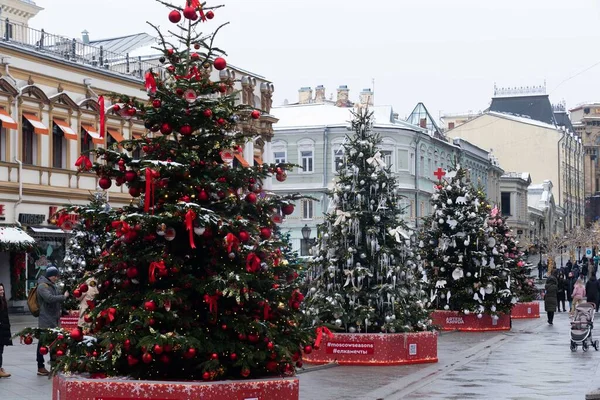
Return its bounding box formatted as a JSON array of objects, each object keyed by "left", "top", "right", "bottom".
[{"left": 0, "top": 18, "right": 163, "bottom": 81}]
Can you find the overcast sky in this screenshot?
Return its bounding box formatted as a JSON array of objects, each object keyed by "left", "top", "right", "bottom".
[{"left": 31, "top": 0, "right": 600, "bottom": 120}]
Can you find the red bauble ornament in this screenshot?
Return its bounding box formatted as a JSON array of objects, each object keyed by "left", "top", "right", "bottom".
[
  {"left": 184, "top": 348, "right": 196, "bottom": 359},
  {"left": 248, "top": 334, "right": 260, "bottom": 343},
  {"left": 191, "top": 52, "right": 200, "bottom": 61},
  {"left": 213, "top": 57, "right": 227, "bottom": 70},
  {"left": 144, "top": 300, "right": 157, "bottom": 312},
  {"left": 160, "top": 122, "right": 173, "bottom": 135},
  {"left": 126, "top": 266, "right": 138, "bottom": 278},
  {"left": 203, "top": 109, "right": 213, "bottom": 118},
  {"left": 251, "top": 110, "right": 261, "bottom": 119},
  {"left": 70, "top": 328, "right": 83, "bottom": 341},
  {"left": 153, "top": 344, "right": 163, "bottom": 355},
  {"left": 23, "top": 336, "right": 33, "bottom": 345},
  {"left": 73, "top": 289, "right": 81, "bottom": 298},
  {"left": 183, "top": 6, "right": 197, "bottom": 20},
  {"left": 241, "top": 368, "right": 251, "bottom": 377},
  {"left": 210, "top": 353, "right": 218, "bottom": 360},
  {"left": 152, "top": 99, "right": 162, "bottom": 108},
  {"left": 198, "top": 190, "right": 209, "bottom": 202},
  {"left": 217, "top": 118, "right": 225, "bottom": 126},
  {"left": 203, "top": 372, "right": 211, "bottom": 380},
  {"left": 127, "top": 355, "right": 139, "bottom": 366},
  {"left": 124, "top": 170, "right": 137, "bottom": 182},
  {"left": 98, "top": 177, "right": 112, "bottom": 190},
  {"left": 84, "top": 314, "right": 92, "bottom": 323},
  {"left": 206, "top": 10, "right": 215, "bottom": 19},
  {"left": 148, "top": 318, "right": 156, "bottom": 326},
  {"left": 238, "top": 333, "right": 247, "bottom": 341},
  {"left": 123, "top": 339, "right": 131, "bottom": 351},
  {"left": 245, "top": 193, "right": 257, "bottom": 203},
  {"left": 113, "top": 104, "right": 121, "bottom": 112},
  {"left": 239, "top": 231, "right": 250, "bottom": 242},
  {"left": 142, "top": 352, "right": 153, "bottom": 364},
  {"left": 80, "top": 284, "right": 89, "bottom": 293},
  {"left": 265, "top": 361, "right": 278, "bottom": 372},
  {"left": 126, "top": 108, "right": 136, "bottom": 117},
  {"left": 281, "top": 204, "right": 294, "bottom": 215},
  {"left": 267, "top": 342, "right": 274, "bottom": 350},
  {"left": 179, "top": 124, "right": 193, "bottom": 136},
  {"left": 176, "top": 88, "right": 184, "bottom": 96},
  {"left": 230, "top": 353, "right": 238, "bottom": 361},
  {"left": 304, "top": 345, "right": 313, "bottom": 354},
  {"left": 260, "top": 227, "right": 272, "bottom": 240},
  {"left": 296, "top": 361, "right": 303, "bottom": 368},
  {"left": 56, "top": 350, "right": 64, "bottom": 357},
  {"left": 160, "top": 354, "right": 170, "bottom": 364},
  {"left": 129, "top": 187, "right": 141, "bottom": 197},
  {"left": 276, "top": 172, "right": 287, "bottom": 182},
  {"left": 39, "top": 346, "right": 48, "bottom": 355},
  {"left": 168, "top": 10, "right": 181, "bottom": 23}
]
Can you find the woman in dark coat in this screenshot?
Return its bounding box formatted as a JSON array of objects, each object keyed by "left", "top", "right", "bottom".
[
  {"left": 557, "top": 273, "right": 567, "bottom": 312},
  {"left": 585, "top": 275, "right": 600, "bottom": 312},
  {"left": 0, "top": 283, "right": 12, "bottom": 377},
  {"left": 545, "top": 274, "right": 558, "bottom": 325}
]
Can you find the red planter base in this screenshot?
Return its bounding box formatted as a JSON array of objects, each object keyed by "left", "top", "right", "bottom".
[
  {"left": 303, "top": 332, "right": 438, "bottom": 366},
  {"left": 59, "top": 316, "right": 79, "bottom": 330},
  {"left": 52, "top": 373, "right": 298, "bottom": 400},
  {"left": 430, "top": 310, "right": 511, "bottom": 331},
  {"left": 511, "top": 302, "right": 540, "bottom": 319}
]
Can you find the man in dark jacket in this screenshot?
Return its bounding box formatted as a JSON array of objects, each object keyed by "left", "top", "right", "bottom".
[
  {"left": 545, "top": 274, "right": 558, "bottom": 324},
  {"left": 36, "top": 267, "right": 69, "bottom": 376},
  {"left": 586, "top": 275, "right": 600, "bottom": 312}
]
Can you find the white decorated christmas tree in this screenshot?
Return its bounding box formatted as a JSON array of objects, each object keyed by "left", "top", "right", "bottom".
[
  {"left": 303, "top": 108, "right": 430, "bottom": 333},
  {"left": 419, "top": 166, "right": 513, "bottom": 317}
]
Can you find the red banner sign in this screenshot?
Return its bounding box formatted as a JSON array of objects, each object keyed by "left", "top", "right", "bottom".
[{"left": 325, "top": 341, "right": 375, "bottom": 355}]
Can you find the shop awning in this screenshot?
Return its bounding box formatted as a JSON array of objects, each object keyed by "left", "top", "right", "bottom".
[
  {"left": 53, "top": 119, "right": 78, "bottom": 140},
  {"left": 23, "top": 113, "right": 49, "bottom": 135},
  {"left": 81, "top": 123, "right": 104, "bottom": 145},
  {"left": 234, "top": 153, "right": 250, "bottom": 168},
  {"left": 107, "top": 128, "right": 125, "bottom": 144},
  {"left": 132, "top": 132, "right": 143, "bottom": 139},
  {"left": 29, "top": 226, "right": 67, "bottom": 234},
  {"left": 254, "top": 156, "right": 263, "bottom": 165},
  {"left": 0, "top": 226, "right": 35, "bottom": 252},
  {"left": 0, "top": 108, "right": 17, "bottom": 129}
]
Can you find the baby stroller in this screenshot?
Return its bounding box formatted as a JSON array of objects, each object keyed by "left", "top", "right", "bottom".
[{"left": 570, "top": 302, "right": 599, "bottom": 352}]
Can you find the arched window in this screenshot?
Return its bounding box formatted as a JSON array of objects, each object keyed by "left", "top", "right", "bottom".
[
  {"left": 272, "top": 140, "right": 287, "bottom": 164},
  {"left": 298, "top": 139, "right": 315, "bottom": 174}
]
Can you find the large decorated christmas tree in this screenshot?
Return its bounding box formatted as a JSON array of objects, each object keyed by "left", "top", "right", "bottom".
[
  {"left": 303, "top": 109, "right": 430, "bottom": 334},
  {"left": 22, "top": 0, "right": 312, "bottom": 381},
  {"left": 487, "top": 206, "right": 537, "bottom": 303},
  {"left": 419, "top": 166, "right": 513, "bottom": 317}
]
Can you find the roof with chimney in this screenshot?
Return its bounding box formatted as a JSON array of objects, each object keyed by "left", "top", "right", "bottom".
[
  {"left": 489, "top": 84, "right": 558, "bottom": 126},
  {"left": 272, "top": 103, "right": 423, "bottom": 132}
]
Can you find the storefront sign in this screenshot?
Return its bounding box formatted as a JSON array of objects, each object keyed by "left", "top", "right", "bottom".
[
  {"left": 18, "top": 213, "right": 45, "bottom": 225},
  {"left": 325, "top": 341, "right": 375, "bottom": 355},
  {"left": 0, "top": 204, "right": 5, "bottom": 221}
]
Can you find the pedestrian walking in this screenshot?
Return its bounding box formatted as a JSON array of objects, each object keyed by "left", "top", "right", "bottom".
[
  {"left": 557, "top": 272, "right": 567, "bottom": 312},
  {"left": 571, "top": 278, "right": 586, "bottom": 315},
  {"left": 582, "top": 263, "right": 589, "bottom": 283},
  {"left": 36, "top": 267, "right": 69, "bottom": 376},
  {"left": 538, "top": 261, "right": 544, "bottom": 280},
  {"left": 567, "top": 272, "right": 575, "bottom": 311},
  {"left": 0, "top": 283, "right": 12, "bottom": 378},
  {"left": 586, "top": 275, "right": 600, "bottom": 312},
  {"left": 545, "top": 273, "right": 558, "bottom": 325}
]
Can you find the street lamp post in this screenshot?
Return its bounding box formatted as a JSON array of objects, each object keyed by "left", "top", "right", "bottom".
[{"left": 301, "top": 224, "right": 315, "bottom": 255}]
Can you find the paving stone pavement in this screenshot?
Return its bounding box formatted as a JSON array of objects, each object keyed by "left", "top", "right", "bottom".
[{"left": 3, "top": 306, "right": 600, "bottom": 400}]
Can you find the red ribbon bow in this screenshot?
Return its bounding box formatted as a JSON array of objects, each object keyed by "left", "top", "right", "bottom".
[
  {"left": 246, "top": 253, "right": 261, "bottom": 273},
  {"left": 145, "top": 71, "right": 157, "bottom": 94},
  {"left": 204, "top": 294, "right": 219, "bottom": 314},
  {"left": 314, "top": 327, "right": 334, "bottom": 349},
  {"left": 144, "top": 168, "right": 155, "bottom": 214},
  {"left": 185, "top": 209, "right": 197, "bottom": 249},
  {"left": 263, "top": 302, "right": 271, "bottom": 321},
  {"left": 149, "top": 261, "right": 167, "bottom": 284},
  {"left": 190, "top": 0, "right": 206, "bottom": 21},
  {"left": 98, "top": 96, "right": 105, "bottom": 138},
  {"left": 225, "top": 233, "right": 240, "bottom": 253},
  {"left": 107, "top": 307, "right": 117, "bottom": 322},
  {"left": 75, "top": 155, "right": 93, "bottom": 171}
]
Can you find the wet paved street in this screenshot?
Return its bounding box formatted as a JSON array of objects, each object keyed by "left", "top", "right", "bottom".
[{"left": 2, "top": 306, "right": 600, "bottom": 400}]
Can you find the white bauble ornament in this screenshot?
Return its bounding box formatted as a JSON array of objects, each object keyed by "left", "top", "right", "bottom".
[
  {"left": 385, "top": 316, "right": 392, "bottom": 323},
  {"left": 335, "top": 319, "right": 342, "bottom": 327},
  {"left": 310, "top": 287, "right": 317, "bottom": 294},
  {"left": 348, "top": 327, "right": 356, "bottom": 333},
  {"left": 374, "top": 215, "right": 381, "bottom": 223},
  {"left": 477, "top": 313, "right": 483, "bottom": 319},
  {"left": 444, "top": 305, "right": 450, "bottom": 310},
  {"left": 464, "top": 309, "right": 470, "bottom": 315}
]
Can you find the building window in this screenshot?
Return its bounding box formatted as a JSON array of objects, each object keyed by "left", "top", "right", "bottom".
[
  {"left": 301, "top": 199, "right": 314, "bottom": 220},
  {"left": 22, "top": 118, "right": 36, "bottom": 165},
  {"left": 272, "top": 140, "right": 287, "bottom": 164},
  {"left": 381, "top": 150, "right": 393, "bottom": 171},
  {"left": 5, "top": 23, "right": 13, "bottom": 40},
  {"left": 410, "top": 152, "right": 415, "bottom": 175},
  {"left": 80, "top": 127, "right": 95, "bottom": 161},
  {"left": 419, "top": 156, "right": 424, "bottom": 177},
  {"left": 333, "top": 146, "right": 345, "bottom": 172},
  {"left": 0, "top": 127, "right": 5, "bottom": 162},
  {"left": 501, "top": 192, "right": 511, "bottom": 216},
  {"left": 300, "top": 239, "right": 312, "bottom": 256},
  {"left": 52, "top": 123, "right": 67, "bottom": 169},
  {"left": 410, "top": 200, "right": 416, "bottom": 219},
  {"left": 298, "top": 140, "right": 315, "bottom": 174},
  {"left": 398, "top": 149, "right": 409, "bottom": 171}
]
